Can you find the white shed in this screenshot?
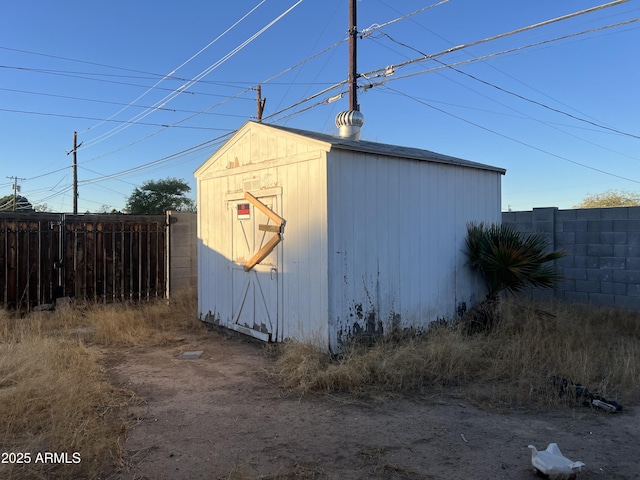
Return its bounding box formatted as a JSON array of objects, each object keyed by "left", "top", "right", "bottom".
[{"left": 195, "top": 120, "right": 505, "bottom": 352}]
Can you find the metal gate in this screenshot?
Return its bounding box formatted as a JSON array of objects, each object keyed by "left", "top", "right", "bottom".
[{"left": 0, "top": 213, "right": 166, "bottom": 310}]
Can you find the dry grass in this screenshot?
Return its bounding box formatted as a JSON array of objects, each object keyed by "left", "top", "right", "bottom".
[
  {"left": 272, "top": 298, "right": 640, "bottom": 408},
  {"left": 2, "top": 290, "right": 638, "bottom": 478},
  {"left": 0, "top": 288, "right": 201, "bottom": 479}
]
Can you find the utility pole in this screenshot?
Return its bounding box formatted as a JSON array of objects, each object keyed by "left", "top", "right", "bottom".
[
  {"left": 335, "top": 0, "right": 364, "bottom": 140},
  {"left": 256, "top": 85, "right": 266, "bottom": 122},
  {"left": 67, "top": 131, "right": 82, "bottom": 215},
  {"left": 6, "top": 176, "right": 26, "bottom": 211},
  {"left": 348, "top": 0, "right": 358, "bottom": 112}
]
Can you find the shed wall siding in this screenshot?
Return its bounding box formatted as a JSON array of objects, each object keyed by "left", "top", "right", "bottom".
[
  {"left": 278, "top": 155, "right": 329, "bottom": 343},
  {"left": 326, "top": 151, "right": 500, "bottom": 350},
  {"left": 197, "top": 126, "right": 330, "bottom": 343}
]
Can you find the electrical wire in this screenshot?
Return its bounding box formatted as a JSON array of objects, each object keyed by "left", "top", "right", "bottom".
[
  {"left": 11, "top": 1, "right": 635, "bottom": 202},
  {"left": 79, "top": 0, "right": 303, "bottom": 151},
  {"left": 0, "top": 57, "right": 336, "bottom": 88},
  {"left": 78, "top": 80, "right": 343, "bottom": 186},
  {"left": 12, "top": 34, "right": 345, "bottom": 184},
  {"left": 77, "top": 85, "right": 253, "bottom": 168},
  {"left": 260, "top": 39, "right": 348, "bottom": 87},
  {"left": 0, "top": 107, "right": 234, "bottom": 130},
  {"left": 269, "top": 1, "right": 344, "bottom": 118},
  {"left": 375, "top": 85, "right": 639, "bottom": 163},
  {"left": 0, "top": 45, "right": 294, "bottom": 89},
  {"left": 3, "top": 5, "right": 348, "bottom": 185},
  {"left": 360, "top": 0, "right": 450, "bottom": 38},
  {"left": 262, "top": 80, "right": 348, "bottom": 121},
  {"left": 370, "top": 18, "right": 639, "bottom": 85},
  {"left": 360, "top": 0, "right": 629, "bottom": 80},
  {"left": 376, "top": 31, "right": 640, "bottom": 141},
  {"left": 0, "top": 65, "right": 248, "bottom": 99},
  {"left": 39, "top": 3, "right": 600, "bottom": 189},
  {"left": 383, "top": 86, "right": 639, "bottom": 184},
  {"left": 36, "top": 37, "right": 345, "bottom": 175},
  {"left": 375, "top": 0, "right": 635, "bottom": 133},
  {"left": 81, "top": 0, "right": 268, "bottom": 136},
  {"left": 263, "top": 10, "right": 640, "bottom": 136},
  {"left": 77, "top": 132, "right": 234, "bottom": 185},
  {"left": 271, "top": 94, "right": 344, "bottom": 124},
  {"left": 75, "top": 39, "right": 345, "bottom": 171}
]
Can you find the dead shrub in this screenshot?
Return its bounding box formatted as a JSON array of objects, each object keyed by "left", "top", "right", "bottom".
[
  {"left": 0, "top": 337, "right": 134, "bottom": 479},
  {"left": 272, "top": 298, "right": 640, "bottom": 408},
  {"left": 0, "top": 288, "right": 201, "bottom": 478}
]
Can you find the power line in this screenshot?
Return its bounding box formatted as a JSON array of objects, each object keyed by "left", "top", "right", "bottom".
[
  {"left": 7, "top": 32, "right": 347, "bottom": 177},
  {"left": 376, "top": 84, "right": 639, "bottom": 164},
  {"left": 0, "top": 107, "right": 237, "bottom": 130},
  {"left": 80, "top": 0, "right": 269, "bottom": 136},
  {"left": 18, "top": 84, "right": 250, "bottom": 183},
  {"left": 77, "top": 80, "right": 346, "bottom": 186},
  {"left": 383, "top": 86, "right": 639, "bottom": 184},
  {"left": 360, "top": 0, "right": 450, "bottom": 37},
  {"left": 20, "top": 58, "right": 345, "bottom": 188},
  {"left": 0, "top": 45, "right": 312, "bottom": 89},
  {"left": 264, "top": 26, "right": 347, "bottom": 114},
  {"left": 359, "top": 15, "right": 640, "bottom": 142},
  {"left": 12, "top": 2, "right": 635, "bottom": 201},
  {"left": 0, "top": 57, "right": 337, "bottom": 87},
  {"left": 53, "top": 3, "right": 340, "bottom": 171},
  {"left": 0, "top": 65, "right": 249, "bottom": 99},
  {"left": 370, "top": 0, "right": 639, "bottom": 131},
  {"left": 79, "top": 0, "right": 303, "bottom": 151},
  {"left": 3, "top": 11, "right": 355, "bottom": 189},
  {"left": 370, "top": 18, "right": 639, "bottom": 85},
  {"left": 376, "top": 31, "right": 640, "bottom": 140},
  {"left": 77, "top": 132, "right": 234, "bottom": 185},
  {"left": 2, "top": 10, "right": 347, "bottom": 179},
  {"left": 262, "top": 80, "right": 348, "bottom": 121},
  {"left": 360, "top": 0, "right": 630, "bottom": 80},
  {"left": 0, "top": 45, "right": 237, "bottom": 83},
  {"left": 77, "top": 84, "right": 255, "bottom": 167}
]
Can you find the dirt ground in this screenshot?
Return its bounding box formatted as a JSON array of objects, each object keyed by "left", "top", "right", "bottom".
[{"left": 107, "top": 330, "right": 639, "bottom": 480}]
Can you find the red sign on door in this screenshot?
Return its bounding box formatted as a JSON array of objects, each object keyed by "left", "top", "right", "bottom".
[{"left": 237, "top": 203, "right": 250, "bottom": 220}]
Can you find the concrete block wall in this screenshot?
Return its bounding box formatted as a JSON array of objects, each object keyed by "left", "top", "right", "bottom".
[
  {"left": 502, "top": 206, "right": 640, "bottom": 308},
  {"left": 166, "top": 211, "right": 198, "bottom": 295}
]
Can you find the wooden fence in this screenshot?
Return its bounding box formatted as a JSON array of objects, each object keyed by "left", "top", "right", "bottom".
[{"left": 0, "top": 213, "right": 166, "bottom": 310}]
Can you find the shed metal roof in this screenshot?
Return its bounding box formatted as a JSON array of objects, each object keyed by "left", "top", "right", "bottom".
[{"left": 262, "top": 122, "right": 506, "bottom": 175}]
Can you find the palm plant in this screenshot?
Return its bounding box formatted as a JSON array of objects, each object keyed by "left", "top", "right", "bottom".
[{"left": 463, "top": 222, "right": 565, "bottom": 332}]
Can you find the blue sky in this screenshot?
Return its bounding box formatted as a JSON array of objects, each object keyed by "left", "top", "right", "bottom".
[{"left": 1, "top": 0, "right": 638, "bottom": 213}]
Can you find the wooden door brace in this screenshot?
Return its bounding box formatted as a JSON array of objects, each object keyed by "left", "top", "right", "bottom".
[{"left": 243, "top": 192, "right": 286, "bottom": 272}]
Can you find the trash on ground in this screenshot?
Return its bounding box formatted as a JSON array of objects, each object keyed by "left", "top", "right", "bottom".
[
  {"left": 552, "top": 376, "right": 622, "bottom": 413},
  {"left": 178, "top": 350, "right": 203, "bottom": 360},
  {"left": 528, "top": 443, "right": 585, "bottom": 479}
]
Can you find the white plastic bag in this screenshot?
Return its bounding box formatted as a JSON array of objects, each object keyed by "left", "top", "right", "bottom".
[{"left": 528, "top": 443, "right": 585, "bottom": 479}]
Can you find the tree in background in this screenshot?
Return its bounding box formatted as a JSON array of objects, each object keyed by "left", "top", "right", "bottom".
[
  {"left": 34, "top": 203, "right": 53, "bottom": 212},
  {"left": 124, "top": 178, "right": 195, "bottom": 215},
  {"left": 574, "top": 189, "right": 640, "bottom": 208},
  {"left": 0, "top": 194, "right": 34, "bottom": 212},
  {"left": 97, "top": 204, "right": 122, "bottom": 214}
]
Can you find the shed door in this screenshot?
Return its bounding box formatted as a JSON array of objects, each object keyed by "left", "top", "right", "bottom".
[{"left": 230, "top": 192, "right": 282, "bottom": 341}]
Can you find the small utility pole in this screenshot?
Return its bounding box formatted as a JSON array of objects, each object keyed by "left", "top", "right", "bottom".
[
  {"left": 256, "top": 85, "right": 266, "bottom": 122},
  {"left": 348, "top": 0, "right": 358, "bottom": 112},
  {"left": 67, "top": 131, "right": 82, "bottom": 215},
  {"left": 6, "top": 176, "right": 26, "bottom": 211}
]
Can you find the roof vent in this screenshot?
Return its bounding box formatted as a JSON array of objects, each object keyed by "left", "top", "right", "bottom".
[{"left": 335, "top": 110, "right": 364, "bottom": 141}]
